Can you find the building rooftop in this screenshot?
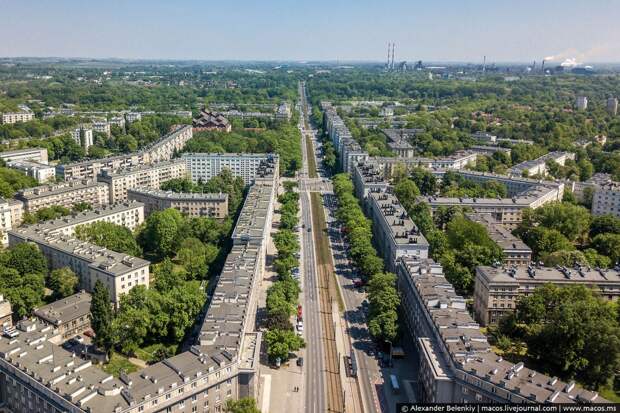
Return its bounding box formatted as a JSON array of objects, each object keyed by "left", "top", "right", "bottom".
[
  {"left": 399, "top": 256, "right": 607, "bottom": 404},
  {"left": 477, "top": 263, "right": 620, "bottom": 285},
  {"left": 369, "top": 189, "right": 428, "bottom": 247},
  {"left": 510, "top": 151, "right": 574, "bottom": 174},
  {"left": 17, "top": 179, "right": 107, "bottom": 200},
  {"left": 17, "top": 202, "right": 143, "bottom": 233},
  {"left": 128, "top": 187, "right": 228, "bottom": 202},
  {"left": 34, "top": 291, "right": 92, "bottom": 326},
  {"left": 466, "top": 213, "right": 531, "bottom": 253},
  {"left": 98, "top": 159, "right": 185, "bottom": 178},
  {"left": 231, "top": 182, "right": 274, "bottom": 243}
]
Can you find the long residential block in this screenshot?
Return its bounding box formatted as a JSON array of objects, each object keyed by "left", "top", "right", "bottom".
[
  {"left": 57, "top": 125, "right": 192, "bottom": 180},
  {"left": 16, "top": 179, "right": 110, "bottom": 213},
  {"left": 183, "top": 153, "right": 279, "bottom": 184},
  {"left": 367, "top": 188, "right": 428, "bottom": 271},
  {"left": 97, "top": 159, "right": 187, "bottom": 203},
  {"left": 128, "top": 187, "right": 228, "bottom": 218},
  {"left": 509, "top": 151, "right": 575, "bottom": 177},
  {"left": 396, "top": 256, "right": 607, "bottom": 404},
  {"left": 0, "top": 148, "right": 48, "bottom": 164},
  {"left": 474, "top": 263, "right": 620, "bottom": 326},
  {"left": 465, "top": 213, "right": 532, "bottom": 266},
  {"left": 0, "top": 173, "right": 276, "bottom": 413}
]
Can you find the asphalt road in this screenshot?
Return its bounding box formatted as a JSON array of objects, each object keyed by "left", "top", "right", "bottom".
[
  {"left": 299, "top": 82, "right": 327, "bottom": 413},
  {"left": 298, "top": 80, "right": 382, "bottom": 413}
]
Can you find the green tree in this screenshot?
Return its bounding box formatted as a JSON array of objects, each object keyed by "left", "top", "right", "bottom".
[
  {"left": 264, "top": 328, "right": 305, "bottom": 362},
  {"left": 75, "top": 221, "right": 142, "bottom": 256},
  {"left": 590, "top": 214, "right": 620, "bottom": 238},
  {"left": 514, "top": 285, "right": 620, "bottom": 389},
  {"left": 394, "top": 178, "right": 421, "bottom": 211},
  {"left": 48, "top": 267, "right": 79, "bottom": 299},
  {"left": 138, "top": 208, "right": 185, "bottom": 258},
  {"left": 591, "top": 233, "right": 620, "bottom": 264},
  {"left": 224, "top": 398, "right": 261, "bottom": 413},
  {"left": 91, "top": 280, "right": 113, "bottom": 352},
  {"left": 3, "top": 242, "right": 48, "bottom": 276},
  {"left": 0, "top": 267, "right": 44, "bottom": 319}
]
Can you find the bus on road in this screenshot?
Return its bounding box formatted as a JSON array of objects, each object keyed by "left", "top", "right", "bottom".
[{"left": 389, "top": 374, "right": 400, "bottom": 394}]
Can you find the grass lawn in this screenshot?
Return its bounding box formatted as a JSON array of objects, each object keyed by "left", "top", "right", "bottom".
[
  {"left": 597, "top": 380, "right": 620, "bottom": 403},
  {"left": 102, "top": 352, "right": 140, "bottom": 377},
  {"left": 134, "top": 343, "right": 178, "bottom": 363}
]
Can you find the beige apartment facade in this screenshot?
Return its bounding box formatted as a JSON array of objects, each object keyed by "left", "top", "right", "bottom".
[
  {"left": 127, "top": 187, "right": 228, "bottom": 218},
  {"left": 16, "top": 180, "right": 110, "bottom": 213},
  {"left": 97, "top": 159, "right": 187, "bottom": 203},
  {"left": 474, "top": 264, "right": 620, "bottom": 325}
]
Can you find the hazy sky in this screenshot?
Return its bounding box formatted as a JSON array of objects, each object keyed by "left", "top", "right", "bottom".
[{"left": 1, "top": 0, "right": 619, "bottom": 63}]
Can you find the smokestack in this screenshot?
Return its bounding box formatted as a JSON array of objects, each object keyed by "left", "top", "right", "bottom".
[
  {"left": 387, "top": 43, "right": 391, "bottom": 69},
  {"left": 483, "top": 55, "right": 486, "bottom": 72},
  {"left": 541, "top": 60, "right": 545, "bottom": 74},
  {"left": 391, "top": 43, "right": 395, "bottom": 70},
  {"left": 532, "top": 60, "right": 536, "bottom": 71}
]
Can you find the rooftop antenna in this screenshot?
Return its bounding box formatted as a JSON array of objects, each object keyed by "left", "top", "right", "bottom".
[{"left": 391, "top": 43, "right": 396, "bottom": 70}]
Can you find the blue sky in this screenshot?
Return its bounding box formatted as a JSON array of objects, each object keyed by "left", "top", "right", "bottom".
[{"left": 1, "top": 0, "right": 619, "bottom": 63}]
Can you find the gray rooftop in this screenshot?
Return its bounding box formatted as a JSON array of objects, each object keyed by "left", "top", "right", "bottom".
[
  {"left": 17, "top": 179, "right": 107, "bottom": 200},
  {"left": 465, "top": 213, "right": 531, "bottom": 252},
  {"left": 34, "top": 291, "right": 92, "bottom": 326},
  {"left": 399, "top": 256, "right": 606, "bottom": 404},
  {"left": 128, "top": 187, "right": 228, "bottom": 202}
]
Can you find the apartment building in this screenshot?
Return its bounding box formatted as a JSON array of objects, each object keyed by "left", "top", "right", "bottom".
[
  {"left": 56, "top": 153, "right": 145, "bottom": 181},
  {"left": 125, "top": 112, "right": 142, "bottom": 123},
  {"left": 474, "top": 264, "right": 620, "bottom": 326},
  {"left": 0, "top": 200, "right": 13, "bottom": 246},
  {"left": 509, "top": 151, "right": 575, "bottom": 177},
  {"left": 128, "top": 187, "right": 228, "bottom": 218},
  {"left": 465, "top": 213, "right": 532, "bottom": 266},
  {"left": 183, "top": 153, "right": 279, "bottom": 184},
  {"left": 97, "top": 159, "right": 187, "bottom": 203},
  {"left": 607, "top": 97, "right": 618, "bottom": 116},
  {"left": 9, "top": 204, "right": 148, "bottom": 304},
  {"left": 92, "top": 119, "right": 111, "bottom": 136},
  {"left": 420, "top": 171, "right": 564, "bottom": 229},
  {"left": 0, "top": 175, "right": 276, "bottom": 413},
  {"left": 367, "top": 189, "right": 428, "bottom": 271},
  {"left": 1, "top": 106, "right": 34, "bottom": 124},
  {"left": 0, "top": 148, "right": 48, "bottom": 164},
  {"left": 15, "top": 202, "right": 144, "bottom": 237},
  {"left": 57, "top": 125, "right": 192, "bottom": 180},
  {"left": 0, "top": 296, "right": 12, "bottom": 329},
  {"left": 396, "top": 256, "right": 607, "bottom": 404},
  {"left": 7, "top": 160, "right": 56, "bottom": 183},
  {"left": 275, "top": 102, "right": 292, "bottom": 121},
  {"left": 592, "top": 180, "right": 620, "bottom": 218},
  {"left": 351, "top": 161, "right": 390, "bottom": 202},
  {"left": 16, "top": 179, "right": 110, "bottom": 213},
  {"left": 108, "top": 116, "right": 125, "bottom": 129},
  {"left": 575, "top": 95, "right": 588, "bottom": 110},
  {"left": 8, "top": 231, "right": 149, "bottom": 304},
  {"left": 368, "top": 151, "right": 477, "bottom": 176},
  {"left": 33, "top": 291, "right": 92, "bottom": 342},
  {"left": 71, "top": 127, "right": 94, "bottom": 151},
  {"left": 8, "top": 199, "right": 23, "bottom": 227}
]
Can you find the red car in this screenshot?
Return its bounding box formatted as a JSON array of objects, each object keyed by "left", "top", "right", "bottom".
[{"left": 297, "top": 304, "right": 303, "bottom": 318}]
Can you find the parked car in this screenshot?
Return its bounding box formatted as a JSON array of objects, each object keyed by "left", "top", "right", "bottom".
[{"left": 297, "top": 357, "right": 304, "bottom": 367}]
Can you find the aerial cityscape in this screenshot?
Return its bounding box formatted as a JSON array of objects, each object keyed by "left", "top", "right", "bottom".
[{"left": 0, "top": 2, "right": 619, "bottom": 413}]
